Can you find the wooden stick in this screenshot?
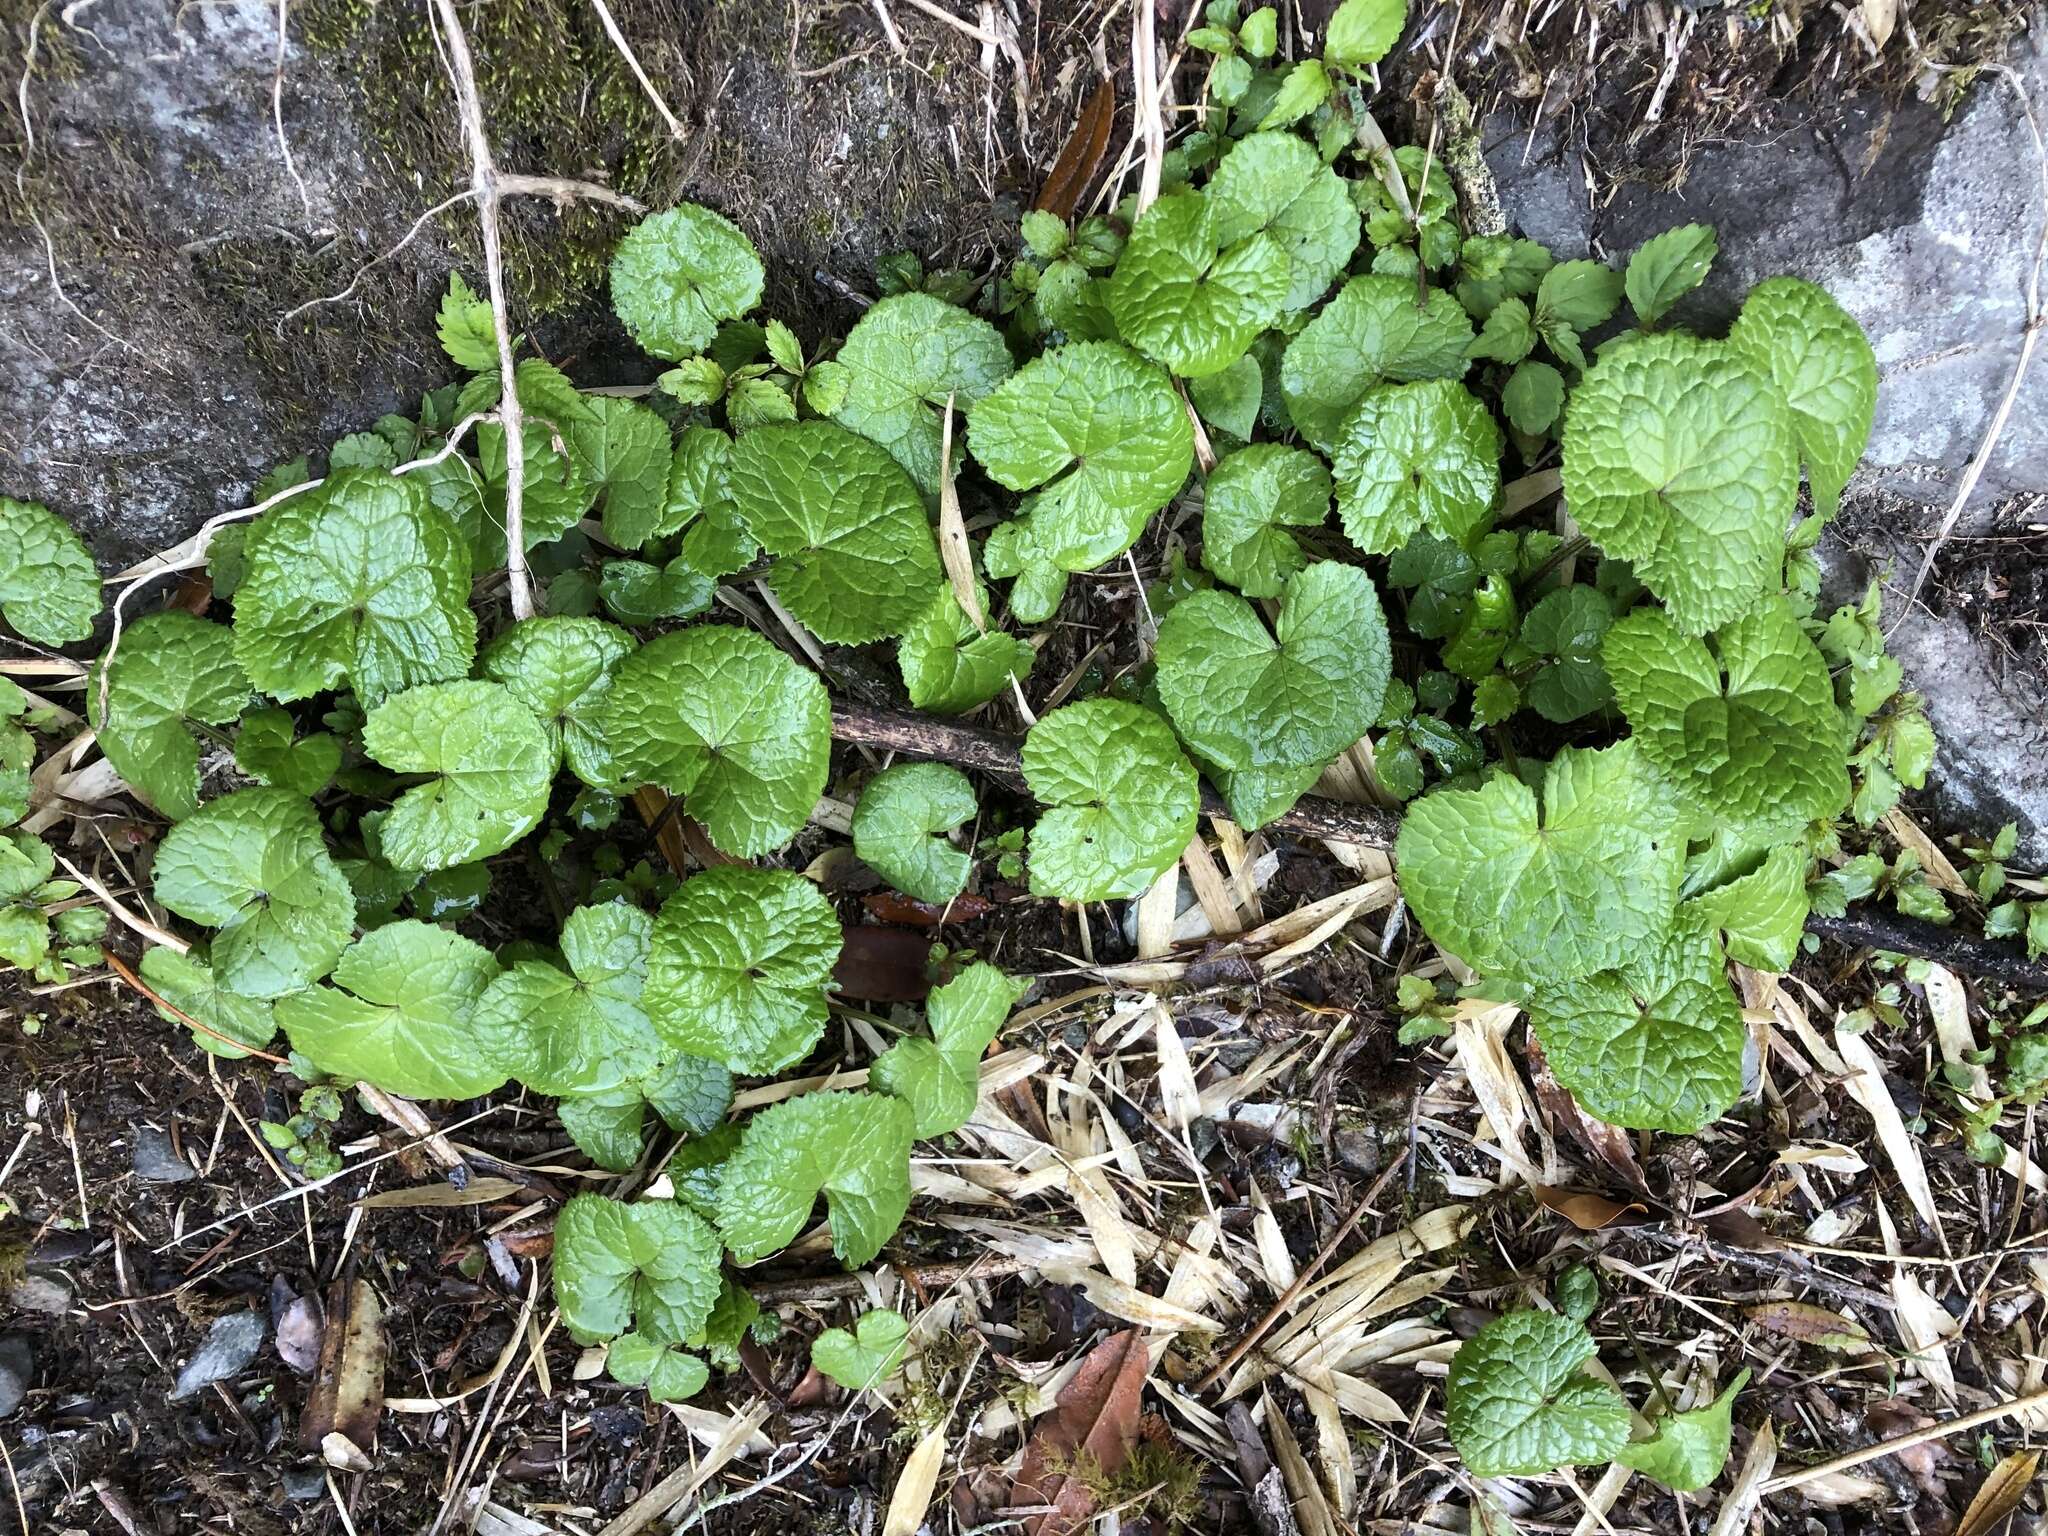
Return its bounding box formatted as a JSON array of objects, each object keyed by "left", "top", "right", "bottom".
[
  {"left": 1761, "top": 1384, "right": 2048, "bottom": 1494},
  {"left": 828, "top": 700, "right": 1401, "bottom": 848}
]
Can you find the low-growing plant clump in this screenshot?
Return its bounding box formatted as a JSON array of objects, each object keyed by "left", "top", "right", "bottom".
[{"left": 5, "top": 0, "right": 2043, "bottom": 1486}]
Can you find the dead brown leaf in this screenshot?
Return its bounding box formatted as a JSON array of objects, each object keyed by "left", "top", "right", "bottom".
[
  {"left": 1035, "top": 78, "right": 1115, "bottom": 219},
  {"left": 1955, "top": 1449, "right": 2040, "bottom": 1536},
  {"left": 1532, "top": 1184, "right": 1649, "bottom": 1232},
  {"left": 300, "top": 1277, "right": 388, "bottom": 1457},
  {"left": 1747, "top": 1300, "right": 1873, "bottom": 1353},
  {"left": 863, "top": 890, "right": 993, "bottom": 927},
  {"left": 1528, "top": 1040, "right": 1649, "bottom": 1193},
  {"left": 833, "top": 925, "right": 933, "bottom": 1002},
  {"left": 1007, "top": 1328, "right": 1148, "bottom": 1535}
]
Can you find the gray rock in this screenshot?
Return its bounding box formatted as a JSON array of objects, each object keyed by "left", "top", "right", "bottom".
[
  {"left": 1485, "top": 29, "right": 2048, "bottom": 518},
  {"left": 0, "top": 1335, "right": 32, "bottom": 1418},
  {"left": 131, "top": 1127, "right": 199, "bottom": 1184},
  {"left": 170, "top": 1310, "right": 266, "bottom": 1401}
]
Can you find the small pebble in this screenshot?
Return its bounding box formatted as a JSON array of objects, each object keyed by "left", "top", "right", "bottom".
[
  {"left": 132, "top": 1127, "right": 199, "bottom": 1184},
  {"left": 0, "top": 1335, "right": 32, "bottom": 1417},
  {"left": 170, "top": 1311, "right": 265, "bottom": 1401}
]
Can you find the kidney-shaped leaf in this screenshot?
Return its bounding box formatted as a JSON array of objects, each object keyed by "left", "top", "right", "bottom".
[
  {"left": 553, "top": 1192, "right": 723, "bottom": 1343},
  {"left": 644, "top": 867, "right": 842, "bottom": 1075},
  {"left": 851, "top": 762, "right": 977, "bottom": 906},
  {"left": 1205, "top": 131, "right": 1359, "bottom": 313},
  {"left": 831, "top": 292, "right": 1014, "bottom": 496},
  {"left": 1199, "top": 443, "right": 1329, "bottom": 599},
  {"left": 1157, "top": 561, "right": 1390, "bottom": 777},
  {"left": 481, "top": 616, "right": 635, "bottom": 789},
  {"left": 1280, "top": 275, "right": 1473, "bottom": 452},
  {"left": 1562, "top": 333, "right": 1797, "bottom": 634},
  {"left": 475, "top": 901, "right": 663, "bottom": 1096},
  {"left": 153, "top": 788, "right": 355, "bottom": 999},
  {"left": 1395, "top": 741, "right": 1683, "bottom": 984},
  {"left": 1332, "top": 379, "right": 1501, "bottom": 553},
  {"left": 1728, "top": 276, "right": 1876, "bottom": 519},
  {"left": 361, "top": 681, "right": 554, "bottom": 872},
  {"left": 601, "top": 626, "right": 830, "bottom": 857},
  {"left": 726, "top": 421, "right": 943, "bottom": 644},
  {"left": 967, "top": 341, "right": 1192, "bottom": 591},
  {"left": 0, "top": 496, "right": 99, "bottom": 645},
  {"left": 92, "top": 613, "right": 249, "bottom": 821},
  {"left": 234, "top": 468, "right": 476, "bottom": 706},
  {"left": 1616, "top": 1368, "right": 1750, "bottom": 1491},
  {"left": 716, "top": 1089, "right": 915, "bottom": 1268},
  {"left": 1446, "top": 1311, "right": 1631, "bottom": 1478},
  {"left": 609, "top": 204, "right": 765, "bottom": 361},
  {"left": 1106, "top": 191, "right": 1288, "bottom": 378},
  {"left": 811, "top": 1307, "right": 910, "bottom": 1390},
  {"left": 1604, "top": 598, "right": 1849, "bottom": 843},
  {"left": 1021, "top": 699, "right": 1199, "bottom": 903},
  {"left": 897, "top": 584, "right": 1035, "bottom": 716},
  {"left": 139, "top": 946, "right": 278, "bottom": 1060},
  {"left": 277, "top": 920, "right": 506, "bottom": 1098}
]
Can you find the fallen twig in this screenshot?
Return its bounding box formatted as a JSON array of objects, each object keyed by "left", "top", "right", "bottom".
[
  {"left": 1807, "top": 909, "right": 2048, "bottom": 991},
  {"left": 828, "top": 700, "right": 1401, "bottom": 847}
]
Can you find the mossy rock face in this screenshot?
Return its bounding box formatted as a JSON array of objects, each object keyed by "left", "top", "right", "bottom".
[{"left": 299, "top": 0, "right": 673, "bottom": 318}]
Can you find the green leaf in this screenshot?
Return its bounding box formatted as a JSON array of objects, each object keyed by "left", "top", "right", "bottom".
[
  {"left": 361, "top": 681, "right": 553, "bottom": 872},
  {"left": 139, "top": 946, "right": 278, "bottom": 1059},
  {"left": 1617, "top": 1369, "right": 1750, "bottom": 1491},
  {"left": 1395, "top": 741, "right": 1684, "bottom": 983},
  {"left": 91, "top": 613, "right": 249, "bottom": 821},
  {"left": 1727, "top": 276, "right": 1877, "bottom": 518},
  {"left": 1471, "top": 674, "right": 1520, "bottom": 727},
  {"left": 559, "top": 1087, "right": 649, "bottom": 1172},
  {"left": 726, "top": 421, "right": 943, "bottom": 643},
  {"left": 1526, "top": 912, "right": 1746, "bottom": 1133},
  {"left": 278, "top": 920, "right": 507, "bottom": 1098},
  {"left": 1446, "top": 1311, "right": 1631, "bottom": 1478},
  {"left": 1624, "top": 222, "right": 1717, "bottom": 326},
  {"left": 1239, "top": 6, "right": 1277, "bottom": 59},
  {"left": 872, "top": 963, "right": 1024, "bottom": 1137},
  {"left": 1502, "top": 359, "right": 1565, "bottom": 436},
  {"left": 1688, "top": 840, "right": 1809, "bottom": 972},
  {"left": 716, "top": 1090, "right": 915, "bottom": 1267},
  {"left": 0, "top": 904, "right": 48, "bottom": 971},
  {"left": 1467, "top": 297, "right": 1535, "bottom": 365},
  {"left": 566, "top": 396, "right": 674, "bottom": 551},
  {"left": 606, "top": 1331, "right": 710, "bottom": 1401},
  {"left": 646, "top": 1053, "right": 733, "bottom": 1138},
  {"left": 830, "top": 293, "right": 1015, "bottom": 497},
  {"left": 1534, "top": 259, "right": 1623, "bottom": 333},
  {"left": 601, "top": 626, "right": 830, "bottom": 856},
  {"left": 1324, "top": 0, "right": 1406, "bottom": 65},
  {"left": 1188, "top": 355, "right": 1263, "bottom": 441},
  {"left": 658, "top": 357, "right": 727, "bottom": 407},
  {"left": 329, "top": 433, "right": 398, "bottom": 472},
  {"left": 0, "top": 828, "right": 54, "bottom": 903},
  {"left": 436, "top": 272, "right": 499, "bottom": 371},
  {"left": 1205, "top": 132, "right": 1360, "bottom": 313},
  {"left": 553, "top": 1192, "right": 723, "bottom": 1342},
  {"left": 667, "top": 1121, "right": 741, "bottom": 1220},
  {"left": 153, "top": 788, "right": 356, "bottom": 999},
  {"left": 764, "top": 318, "right": 806, "bottom": 376},
  {"left": 1521, "top": 585, "right": 1613, "bottom": 723},
  {"left": 1106, "top": 192, "right": 1288, "bottom": 378},
  {"left": 1021, "top": 699, "right": 1199, "bottom": 902},
  {"left": 1199, "top": 443, "right": 1329, "bottom": 598},
  {"left": 658, "top": 425, "right": 739, "bottom": 545},
  {"left": 1561, "top": 333, "right": 1798, "bottom": 633},
  {"left": 1203, "top": 755, "right": 1324, "bottom": 831},
  {"left": 645, "top": 867, "right": 841, "bottom": 1075},
  {"left": 609, "top": 204, "right": 766, "bottom": 361},
  {"left": 727, "top": 375, "right": 798, "bottom": 432},
  {"left": 1331, "top": 379, "right": 1501, "bottom": 553},
  {"left": 803, "top": 360, "right": 851, "bottom": 416},
  {"left": 234, "top": 468, "right": 476, "bottom": 706},
  {"left": 234, "top": 707, "right": 341, "bottom": 798},
  {"left": 852, "top": 763, "right": 977, "bottom": 905},
  {"left": 599, "top": 555, "right": 715, "bottom": 627},
  {"left": 1258, "top": 59, "right": 1331, "bottom": 130},
  {"left": 1157, "top": 562, "right": 1390, "bottom": 779},
  {"left": 475, "top": 902, "right": 663, "bottom": 1095},
  {"left": 811, "top": 1308, "right": 910, "bottom": 1390},
  {"left": 477, "top": 419, "right": 596, "bottom": 550},
  {"left": 1279, "top": 275, "right": 1473, "bottom": 452},
  {"left": 1604, "top": 598, "right": 1849, "bottom": 841},
  {"left": 0, "top": 497, "right": 98, "bottom": 646},
  {"left": 897, "top": 585, "right": 1035, "bottom": 716},
  {"left": 481, "top": 616, "right": 635, "bottom": 789},
  {"left": 967, "top": 341, "right": 1192, "bottom": 583},
  {"left": 1020, "top": 210, "right": 1070, "bottom": 262}
]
